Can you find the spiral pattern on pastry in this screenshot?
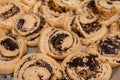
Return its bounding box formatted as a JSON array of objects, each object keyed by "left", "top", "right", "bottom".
[
  {"left": 0, "top": 34, "right": 27, "bottom": 74},
  {"left": 14, "top": 53, "right": 62, "bottom": 80},
  {"left": 64, "top": 12, "right": 107, "bottom": 45},
  {"left": 0, "top": 0, "right": 25, "bottom": 30},
  {"left": 61, "top": 53, "right": 112, "bottom": 80},
  {"left": 87, "top": 35, "right": 120, "bottom": 68},
  {"left": 38, "top": 27, "right": 81, "bottom": 59},
  {"left": 95, "top": 0, "right": 116, "bottom": 18},
  {"left": 33, "top": 0, "right": 70, "bottom": 27},
  {"left": 12, "top": 13, "right": 48, "bottom": 46}
]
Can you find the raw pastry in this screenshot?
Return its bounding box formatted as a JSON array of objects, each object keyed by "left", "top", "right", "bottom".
[
  {"left": 38, "top": 27, "right": 81, "bottom": 59},
  {"left": 61, "top": 53, "right": 112, "bottom": 80},
  {"left": 0, "top": 34, "right": 27, "bottom": 74},
  {"left": 12, "top": 13, "right": 48, "bottom": 46},
  {"left": 14, "top": 53, "right": 63, "bottom": 80}
]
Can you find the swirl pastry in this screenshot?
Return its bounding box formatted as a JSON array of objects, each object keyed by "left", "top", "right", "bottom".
[
  {"left": 95, "top": 0, "right": 116, "bottom": 19},
  {"left": 0, "top": 34, "right": 27, "bottom": 74},
  {"left": 38, "top": 27, "right": 81, "bottom": 59},
  {"left": 87, "top": 35, "right": 120, "bottom": 68},
  {"left": 33, "top": 0, "right": 70, "bottom": 27},
  {"left": 12, "top": 13, "right": 48, "bottom": 46},
  {"left": 61, "top": 53, "right": 112, "bottom": 80},
  {"left": 14, "top": 53, "right": 62, "bottom": 80},
  {"left": 64, "top": 13, "right": 107, "bottom": 45},
  {"left": 0, "top": 0, "right": 25, "bottom": 30},
  {"left": 17, "top": 0, "right": 38, "bottom": 12}
]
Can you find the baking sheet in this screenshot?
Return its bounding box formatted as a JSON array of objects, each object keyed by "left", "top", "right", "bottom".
[{"left": 0, "top": 46, "right": 120, "bottom": 80}]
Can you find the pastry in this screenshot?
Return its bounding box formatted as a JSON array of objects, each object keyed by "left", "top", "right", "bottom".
[
  {"left": 0, "top": 28, "right": 6, "bottom": 38},
  {"left": 17, "top": 0, "right": 38, "bottom": 12},
  {"left": 12, "top": 13, "right": 48, "bottom": 46},
  {"left": 110, "top": 0, "right": 120, "bottom": 13},
  {"left": 87, "top": 35, "right": 120, "bottom": 68},
  {"left": 58, "top": 0, "right": 82, "bottom": 10},
  {"left": 95, "top": 0, "right": 116, "bottom": 19},
  {"left": 95, "top": 0, "right": 119, "bottom": 26},
  {"left": 38, "top": 27, "right": 81, "bottom": 59},
  {"left": 61, "top": 52, "right": 112, "bottom": 80},
  {"left": 76, "top": 0, "right": 99, "bottom": 16},
  {"left": 33, "top": 0, "right": 70, "bottom": 27},
  {"left": 110, "top": 19, "right": 120, "bottom": 36},
  {"left": 0, "top": 34, "right": 27, "bottom": 74},
  {"left": 0, "top": 0, "right": 25, "bottom": 30},
  {"left": 14, "top": 53, "right": 62, "bottom": 80},
  {"left": 64, "top": 13, "right": 107, "bottom": 45}
]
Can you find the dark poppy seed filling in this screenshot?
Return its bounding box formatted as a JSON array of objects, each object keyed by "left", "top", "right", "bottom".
[
  {"left": 0, "top": 3, "right": 20, "bottom": 20},
  {"left": 99, "top": 36, "right": 120, "bottom": 55},
  {"left": 67, "top": 54, "right": 99, "bottom": 71},
  {"left": 66, "top": 54, "right": 101, "bottom": 79},
  {"left": 79, "top": 21, "right": 102, "bottom": 34},
  {"left": 17, "top": 19, "right": 25, "bottom": 30},
  {"left": 0, "top": 38, "right": 18, "bottom": 51},
  {"left": 86, "top": 0, "right": 99, "bottom": 14},
  {"left": 48, "top": 0, "right": 68, "bottom": 13},
  {"left": 49, "top": 33, "right": 69, "bottom": 54}
]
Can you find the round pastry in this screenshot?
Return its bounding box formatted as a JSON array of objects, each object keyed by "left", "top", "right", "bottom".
[
  {"left": 61, "top": 53, "right": 112, "bottom": 80},
  {"left": 17, "top": 0, "right": 38, "bottom": 12},
  {"left": 95, "top": 0, "right": 116, "bottom": 19},
  {"left": 0, "top": 34, "right": 27, "bottom": 74},
  {"left": 33, "top": 0, "right": 70, "bottom": 27},
  {"left": 12, "top": 13, "right": 48, "bottom": 46},
  {"left": 0, "top": 0, "right": 25, "bottom": 30},
  {"left": 64, "top": 13, "right": 107, "bottom": 45},
  {"left": 87, "top": 35, "right": 120, "bottom": 68},
  {"left": 14, "top": 53, "right": 63, "bottom": 80},
  {"left": 38, "top": 27, "right": 81, "bottom": 59}
]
